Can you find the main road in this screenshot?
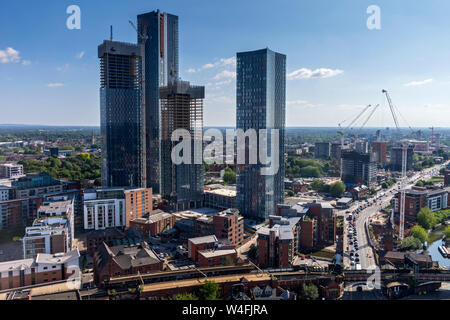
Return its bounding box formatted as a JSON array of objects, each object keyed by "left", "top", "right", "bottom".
[{"left": 344, "top": 160, "right": 449, "bottom": 270}]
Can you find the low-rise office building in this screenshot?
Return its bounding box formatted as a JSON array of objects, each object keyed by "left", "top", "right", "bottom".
[
  {"left": 129, "top": 211, "right": 176, "bottom": 237},
  {"left": 0, "top": 249, "right": 80, "bottom": 291},
  {"left": 93, "top": 242, "right": 163, "bottom": 284}
]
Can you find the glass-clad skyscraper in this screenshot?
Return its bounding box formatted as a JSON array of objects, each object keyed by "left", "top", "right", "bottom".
[
  {"left": 137, "top": 10, "right": 179, "bottom": 193},
  {"left": 159, "top": 80, "right": 204, "bottom": 211},
  {"left": 98, "top": 40, "right": 145, "bottom": 188},
  {"left": 236, "top": 48, "right": 286, "bottom": 221}
]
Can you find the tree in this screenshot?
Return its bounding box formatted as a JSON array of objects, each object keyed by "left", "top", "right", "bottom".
[
  {"left": 329, "top": 181, "right": 346, "bottom": 197},
  {"left": 285, "top": 190, "right": 294, "bottom": 197},
  {"left": 175, "top": 293, "right": 199, "bottom": 300},
  {"left": 444, "top": 225, "right": 450, "bottom": 239},
  {"left": 311, "top": 179, "right": 325, "bottom": 191},
  {"left": 198, "top": 281, "right": 220, "bottom": 300},
  {"left": 417, "top": 207, "right": 436, "bottom": 230},
  {"left": 410, "top": 225, "right": 428, "bottom": 243},
  {"left": 300, "top": 166, "right": 321, "bottom": 178},
  {"left": 223, "top": 169, "right": 236, "bottom": 184},
  {"left": 399, "top": 236, "right": 422, "bottom": 250},
  {"left": 301, "top": 283, "right": 319, "bottom": 300}
]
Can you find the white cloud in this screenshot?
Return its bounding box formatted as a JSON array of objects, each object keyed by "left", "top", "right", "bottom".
[
  {"left": 22, "top": 60, "right": 31, "bottom": 66},
  {"left": 404, "top": 78, "right": 433, "bottom": 87},
  {"left": 214, "top": 70, "right": 236, "bottom": 80},
  {"left": 76, "top": 51, "right": 85, "bottom": 59},
  {"left": 57, "top": 64, "right": 69, "bottom": 72},
  {"left": 195, "top": 57, "right": 236, "bottom": 72},
  {"left": 0, "top": 47, "right": 21, "bottom": 63},
  {"left": 287, "top": 67, "right": 343, "bottom": 80},
  {"left": 47, "top": 83, "right": 64, "bottom": 88},
  {"left": 187, "top": 68, "right": 196, "bottom": 73}
]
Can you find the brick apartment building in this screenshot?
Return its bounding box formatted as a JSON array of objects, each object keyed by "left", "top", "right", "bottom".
[
  {"left": 193, "top": 208, "right": 244, "bottom": 245},
  {"left": 257, "top": 216, "right": 301, "bottom": 268},
  {"left": 277, "top": 201, "right": 336, "bottom": 251},
  {"left": 83, "top": 187, "right": 153, "bottom": 231},
  {"left": 187, "top": 235, "right": 237, "bottom": 267},
  {"left": 129, "top": 210, "right": 176, "bottom": 237},
  {"left": 393, "top": 186, "right": 450, "bottom": 219},
  {"left": 93, "top": 242, "right": 163, "bottom": 284},
  {"left": 0, "top": 249, "right": 80, "bottom": 291}
]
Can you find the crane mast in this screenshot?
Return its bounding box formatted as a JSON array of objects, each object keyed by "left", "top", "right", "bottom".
[{"left": 382, "top": 89, "right": 407, "bottom": 240}]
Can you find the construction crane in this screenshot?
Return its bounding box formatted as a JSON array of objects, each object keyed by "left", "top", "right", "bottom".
[
  {"left": 337, "top": 104, "right": 373, "bottom": 148},
  {"left": 129, "top": 20, "right": 148, "bottom": 188},
  {"left": 354, "top": 104, "right": 380, "bottom": 138},
  {"left": 382, "top": 89, "right": 407, "bottom": 240}
]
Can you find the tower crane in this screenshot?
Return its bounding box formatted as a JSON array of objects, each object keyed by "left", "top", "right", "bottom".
[
  {"left": 337, "top": 104, "right": 372, "bottom": 148},
  {"left": 382, "top": 89, "right": 407, "bottom": 240},
  {"left": 129, "top": 20, "right": 148, "bottom": 188}
]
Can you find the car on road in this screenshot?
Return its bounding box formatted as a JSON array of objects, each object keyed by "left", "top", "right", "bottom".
[
  {"left": 351, "top": 261, "right": 355, "bottom": 266},
  {"left": 355, "top": 257, "right": 360, "bottom": 263},
  {"left": 355, "top": 253, "right": 359, "bottom": 257}
]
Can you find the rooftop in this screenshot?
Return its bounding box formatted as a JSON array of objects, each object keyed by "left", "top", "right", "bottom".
[
  {"left": 205, "top": 188, "right": 237, "bottom": 197},
  {"left": 188, "top": 235, "right": 218, "bottom": 245},
  {"left": 198, "top": 248, "right": 236, "bottom": 258},
  {"left": 38, "top": 200, "right": 72, "bottom": 216}
]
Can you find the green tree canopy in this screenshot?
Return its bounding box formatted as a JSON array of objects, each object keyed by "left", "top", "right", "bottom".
[
  {"left": 175, "top": 293, "right": 199, "bottom": 300},
  {"left": 417, "top": 207, "right": 436, "bottom": 230},
  {"left": 399, "top": 236, "right": 423, "bottom": 250},
  {"left": 301, "top": 283, "right": 319, "bottom": 300},
  {"left": 223, "top": 169, "right": 236, "bottom": 184},
  {"left": 329, "top": 181, "right": 346, "bottom": 197},
  {"left": 410, "top": 225, "right": 428, "bottom": 243},
  {"left": 444, "top": 225, "right": 450, "bottom": 239},
  {"left": 311, "top": 179, "right": 325, "bottom": 191},
  {"left": 198, "top": 281, "right": 220, "bottom": 300}
]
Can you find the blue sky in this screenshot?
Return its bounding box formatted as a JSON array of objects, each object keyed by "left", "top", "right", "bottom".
[{"left": 1, "top": 0, "right": 450, "bottom": 128}]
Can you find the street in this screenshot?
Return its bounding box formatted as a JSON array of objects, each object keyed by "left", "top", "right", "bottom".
[{"left": 342, "top": 160, "right": 450, "bottom": 270}]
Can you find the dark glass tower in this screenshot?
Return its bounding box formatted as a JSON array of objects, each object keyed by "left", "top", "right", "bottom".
[
  {"left": 98, "top": 40, "right": 144, "bottom": 188},
  {"left": 159, "top": 80, "right": 204, "bottom": 211},
  {"left": 137, "top": 10, "right": 179, "bottom": 194},
  {"left": 236, "top": 48, "right": 286, "bottom": 221}
]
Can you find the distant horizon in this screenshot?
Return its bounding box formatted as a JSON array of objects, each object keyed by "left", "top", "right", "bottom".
[{"left": 1, "top": 123, "right": 449, "bottom": 130}]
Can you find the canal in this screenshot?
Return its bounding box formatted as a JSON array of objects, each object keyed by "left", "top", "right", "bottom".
[{"left": 426, "top": 225, "right": 449, "bottom": 268}]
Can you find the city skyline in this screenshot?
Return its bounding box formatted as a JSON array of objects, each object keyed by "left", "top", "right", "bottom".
[{"left": 2, "top": 1, "right": 450, "bottom": 128}]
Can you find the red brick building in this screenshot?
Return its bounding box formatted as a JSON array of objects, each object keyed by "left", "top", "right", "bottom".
[
  {"left": 0, "top": 249, "right": 80, "bottom": 291},
  {"left": 196, "top": 249, "right": 237, "bottom": 267},
  {"left": 129, "top": 211, "right": 176, "bottom": 237},
  {"left": 93, "top": 242, "right": 163, "bottom": 285},
  {"left": 393, "top": 186, "right": 450, "bottom": 219},
  {"left": 193, "top": 209, "right": 244, "bottom": 245},
  {"left": 256, "top": 216, "right": 301, "bottom": 268}
]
